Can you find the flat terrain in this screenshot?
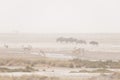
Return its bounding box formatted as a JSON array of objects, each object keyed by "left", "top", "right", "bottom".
[{"left": 0, "top": 33, "right": 120, "bottom": 80}]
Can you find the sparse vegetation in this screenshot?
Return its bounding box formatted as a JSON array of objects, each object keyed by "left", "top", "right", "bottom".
[
  {"left": 70, "top": 68, "right": 112, "bottom": 73},
  {"left": 0, "top": 73, "right": 120, "bottom": 80},
  {"left": 90, "top": 72, "right": 120, "bottom": 80},
  {"left": 80, "top": 68, "right": 112, "bottom": 73},
  {"left": 0, "top": 66, "right": 37, "bottom": 72},
  {"left": 0, "top": 76, "right": 60, "bottom": 80},
  {"left": 0, "top": 57, "right": 120, "bottom": 69},
  {"left": 70, "top": 59, "right": 120, "bottom": 68}
]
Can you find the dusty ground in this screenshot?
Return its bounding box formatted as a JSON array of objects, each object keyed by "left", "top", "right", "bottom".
[{"left": 0, "top": 33, "right": 120, "bottom": 80}]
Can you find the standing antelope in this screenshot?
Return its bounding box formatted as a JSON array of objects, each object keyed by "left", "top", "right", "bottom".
[{"left": 22, "top": 45, "right": 32, "bottom": 54}]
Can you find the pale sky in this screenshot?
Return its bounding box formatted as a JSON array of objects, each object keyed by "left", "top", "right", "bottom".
[{"left": 0, "top": 0, "right": 120, "bottom": 33}]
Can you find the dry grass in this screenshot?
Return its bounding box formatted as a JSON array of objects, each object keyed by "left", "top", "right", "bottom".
[
  {"left": 0, "top": 56, "right": 120, "bottom": 69},
  {"left": 0, "top": 73, "right": 120, "bottom": 80},
  {"left": 0, "top": 54, "right": 73, "bottom": 68},
  {"left": 0, "top": 76, "right": 59, "bottom": 80},
  {"left": 0, "top": 66, "right": 37, "bottom": 72},
  {"left": 70, "top": 68, "right": 113, "bottom": 73},
  {"left": 0, "top": 75, "right": 86, "bottom": 80},
  {"left": 90, "top": 72, "right": 120, "bottom": 80},
  {"left": 0, "top": 53, "right": 120, "bottom": 70}
]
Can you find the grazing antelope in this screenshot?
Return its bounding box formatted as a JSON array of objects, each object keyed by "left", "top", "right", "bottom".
[
  {"left": 22, "top": 45, "right": 32, "bottom": 54},
  {"left": 39, "top": 49, "right": 46, "bottom": 57},
  {"left": 4, "top": 44, "right": 9, "bottom": 48},
  {"left": 72, "top": 48, "right": 85, "bottom": 57}
]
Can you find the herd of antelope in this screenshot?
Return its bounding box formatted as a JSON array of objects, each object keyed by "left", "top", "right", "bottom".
[
  {"left": 2, "top": 37, "right": 99, "bottom": 59},
  {"left": 3, "top": 44, "right": 46, "bottom": 57}
]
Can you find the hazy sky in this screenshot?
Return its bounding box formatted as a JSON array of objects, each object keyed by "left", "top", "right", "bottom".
[{"left": 0, "top": 0, "right": 120, "bottom": 33}]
